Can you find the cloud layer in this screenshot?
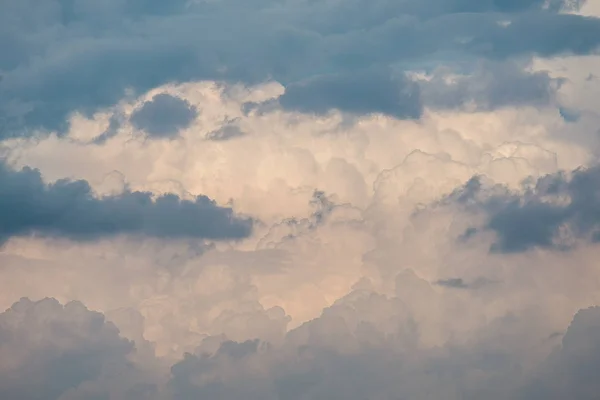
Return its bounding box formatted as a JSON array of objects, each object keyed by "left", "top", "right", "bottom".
[
  {"left": 2, "top": 0, "right": 600, "bottom": 399},
  {"left": 1, "top": 0, "right": 599, "bottom": 136}
]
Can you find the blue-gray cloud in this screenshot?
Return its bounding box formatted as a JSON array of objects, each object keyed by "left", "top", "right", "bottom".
[
  {"left": 435, "top": 277, "right": 496, "bottom": 289},
  {"left": 0, "top": 0, "right": 598, "bottom": 137},
  {"left": 5, "top": 295, "right": 600, "bottom": 400},
  {"left": 420, "top": 61, "right": 563, "bottom": 111},
  {"left": 0, "top": 161, "right": 252, "bottom": 243},
  {"left": 279, "top": 69, "right": 422, "bottom": 118},
  {"left": 522, "top": 307, "right": 600, "bottom": 400},
  {"left": 451, "top": 166, "right": 600, "bottom": 253},
  {"left": 206, "top": 121, "right": 246, "bottom": 141},
  {"left": 167, "top": 289, "right": 600, "bottom": 400},
  {"left": 130, "top": 93, "right": 198, "bottom": 138},
  {"left": 0, "top": 297, "right": 152, "bottom": 400}
]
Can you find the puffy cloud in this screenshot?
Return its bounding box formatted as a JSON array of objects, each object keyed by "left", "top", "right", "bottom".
[
  {"left": 3, "top": 1, "right": 600, "bottom": 397},
  {"left": 0, "top": 161, "right": 252, "bottom": 243},
  {"left": 0, "top": 72, "right": 595, "bottom": 355},
  {"left": 166, "top": 288, "right": 600, "bottom": 400},
  {"left": 0, "top": 297, "right": 161, "bottom": 400}
]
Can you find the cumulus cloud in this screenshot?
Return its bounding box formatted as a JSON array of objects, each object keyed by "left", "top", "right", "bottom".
[
  {"left": 6, "top": 295, "right": 600, "bottom": 400},
  {"left": 0, "top": 161, "right": 252, "bottom": 243},
  {"left": 0, "top": 297, "right": 160, "bottom": 400},
  {"left": 3, "top": 0, "right": 600, "bottom": 398},
  {"left": 521, "top": 307, "right": 600, "bottom": 400},
  {"left": 166, "top": 290, "right": 600, "bottom": 400}
]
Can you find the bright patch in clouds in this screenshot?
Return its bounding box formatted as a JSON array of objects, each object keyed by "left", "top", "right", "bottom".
[{"left": 1, "top": 0, "right": 600, "bottom": 399}]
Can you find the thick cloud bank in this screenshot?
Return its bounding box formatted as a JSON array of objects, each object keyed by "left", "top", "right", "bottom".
[
  {"left": 1, "top": 0, "right": 599, "bottom": 136},
  {"left": 4, "top": 296, "right": 600, "bottom": 400},
  {"left": 2, "top": 0, "right": 600, "bottom": 399}
]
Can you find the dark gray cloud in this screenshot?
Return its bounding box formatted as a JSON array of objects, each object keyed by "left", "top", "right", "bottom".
[
  {"left": 0, "top": 0, "right": 598, "bottom": 137},
  {"left": 559, "top": 107, "right": 580, "bottom": 122},
  {"left": 0, "top": 297, "right": 155, "bottom": 400},
  {"left": 206, "top": 121, "right": 246, "bottom": 141},
  {"left": 435, "top": 277, "right": 495, "bottom": 289},
  {"left": 420, "top": 62, "right": 562, "bottom": 111},
  {"left": 280, "top": 69, "right": 422, "bottom": 118},
  {"left": 130, "top": 93, "right": 198, "bottom": 138},
  {"left": 452, "top": 166, "right": 600, "bottom": 253},
  {"left": 0, "top": 161, "right": 252, "bottom": 243}
]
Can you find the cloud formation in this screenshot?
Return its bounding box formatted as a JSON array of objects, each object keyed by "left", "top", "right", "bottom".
[
  {"left": 130, "top": 93, "right": 198, "bottom": 139},
  {"left": 6, "top": 294, "right": 600, "bottom": 400},
  {"left": 1, "top": 0, "right": 599, "bottom": 136},
  {"left": 453, "top": 165, "right": 600, "bottom": 252},
  {"left": 0, "top": 297, "right": 158, "bottom": 400},
  {"left": 0, "top": 161, "right": 252, "bottom": 243},
  {"left": 279, "top": 69, "right": 422, "bottom": 118},
  {"left": 2, "top": 1, "right": 600, "bottom": 399}
]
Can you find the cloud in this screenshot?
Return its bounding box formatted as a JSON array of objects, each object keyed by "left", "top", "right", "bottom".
[
  {"left": 130, "top": 93, "right": 198, "bottom": 139},
  {"left": 206, "top": 120, "right": 246, "bottom": 141},
  {"left": 279, "top": 69, "right": 422, "bottom": 118},
  {"left": 6, "top": 295, "right": 600, "bottom": 400},
  {"left": 166, "top": 287, "right": 600, "bottom": 400},
  {"left": 1, "top": 0, "right": 599, "bottom": 136},
  {"left": 454, "top": 165, "right": 600, "bottom": 253},
  {"left": 2, "top": 4, "right": 600, "bottom": 396},
  {"left": 91, "top": 112, "right": 124, "bottom": 145},
  {"left": 0, "top": 297, "right": 157, "bottom": 400},
  {"left": 522, "top": 307, "right": 600, "bottom": 400},
  {"left": 418, "top": 61, "right": 563, "bottom": 111},
  {"left": 0, "top": 161, "right": 252, "bottom": 243},
  {"left": 435, "top": 277, "right": 495, "bottom": 289}
]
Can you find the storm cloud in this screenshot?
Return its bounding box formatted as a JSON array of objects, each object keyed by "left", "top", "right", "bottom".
[
  {"left": 0, "top": 161, "right": 252, "bottom": 243},
  {"left": 1, "top": 0, "right": 599, "bottom": 137}
]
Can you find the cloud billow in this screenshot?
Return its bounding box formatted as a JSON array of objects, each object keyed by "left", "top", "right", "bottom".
[
  {"left": 0, "top": 297, "right": 155, "bottom": 400},
  {"left": 0, "top": 161, "right": 252, "bottom": 243}
]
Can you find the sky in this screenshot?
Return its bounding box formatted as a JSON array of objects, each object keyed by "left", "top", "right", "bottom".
[{"left": 1, "top": 0, "right": 600, "bottom": 399}]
